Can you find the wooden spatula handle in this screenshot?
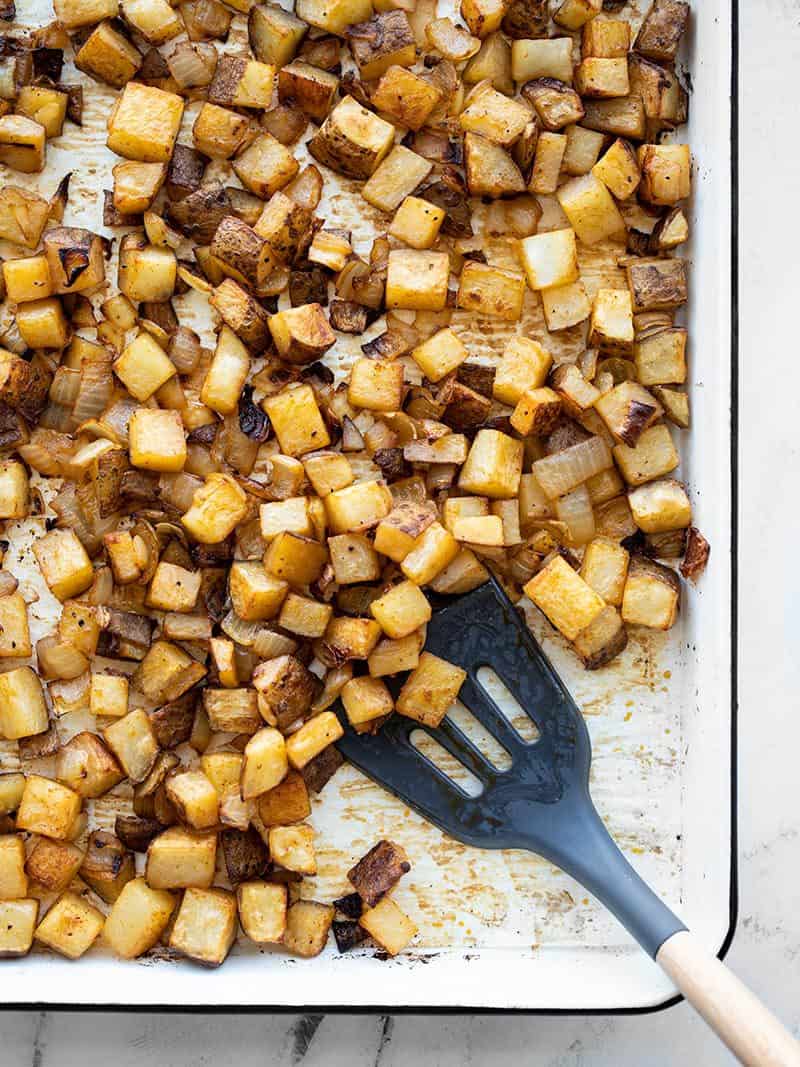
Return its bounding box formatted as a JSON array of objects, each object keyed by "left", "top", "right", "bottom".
[{"left": 657, "top": 931, "right": 800, "bottom": 1066}]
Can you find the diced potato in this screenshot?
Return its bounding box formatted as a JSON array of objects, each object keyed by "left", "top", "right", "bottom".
[
  {"left": 562, "top": 124, "right": 605, "bottom": 175},
  {"left": 461, "top": 0, "right": 505, "bottom": 36},
  {"left": 634, "top": 328, "right": 687, "bottom": 386},
  {"left": 582, "top": 96, "right": 647, "bottom": 140},
  {"left": 253, "top": 654, "right": 315, "bottom": 729},
  {"left": 264, "top": 532, "right": 329, "bottom": 586},
  {"left": 54, "top": 0, "right": 119, "bottom": 28},
  {"left": 16, "top": 298, "right": 69, "bottom": 350},
  {"left": 409, "top": 328, "right": 467, "bottom": 383},
  {"left": 360, "top": 896, "right": 417, "bottom": 955},
  {"left": 269, "top": 303, "right": 336, "bottom": 365},
  {"left": 460, "top": 85, "right": 531, "bottom": 147},
  {"left": 107, "top": 82, "right": 184, "bottom": 163},
  {"left": 628, "top": 479, "right": 691, "bottom": 533},
  {"left": 386, "top": 250, "right": 450, "bottom": 311},
  {"left": 341, "top": 675, "right": 394, "bottom": 727},
  {"left": 551, "top": 364, "right": 600, "bottom": 415},
  {"left": 248, "top": 3, "right": 307, "bottom": 66},
  {"left": 556, "top": 173, "right": 626, "bottom": 245},
  {"left": 349, "top": 10, "right": 415, "bottom": 79},
  {"left": 368, "top": 631, "right": 423, "bottom": 677},
  {"left": 426, "top": 18, "right": 480, "bottom": 62},
  {"left": 241, "top": 727, "right": 289, "bottom": 799},
  {"left": 457, "top": 261, "right": 526, "bottom": 321},
  {"left": 278, "top": 61, "right": 338, "bottom": 122},
  {"left": 238, "top": 881, "right": 288, "bottom": 944},
  {"left": 638, "top": 144, "right": 691, "bottom": 205},
  {"left": 0, "top": 115, "right": 46, "bottom": 173},
  {"left": 443, "top": 496, "right": 489, "bottom": 534},
  {"left": 264, "top": 385, "right": 331, "bottom": 457},
  {"left": 626, "top": 258, "right": 688, "bottom": 312},
  {"left": 459, "top": 428, "right": 524, "bottom": 499},
  {"left": 16, "top": 776, "right": 81, "bottom": 840},
  {"left": 0, "top": 899, "right": 38, "bottom": 957},
  {"left": 400, "top": 522, "right": 459, "bottom": 585},
  {"left": 283, "top": 899, "right": 334, "bottom": 957},
  {"left": 621, "top": 555, "right": 680, "bottom": 630},
  {"left": 259, "top": 498, "right": 312, "bottom": 543},
  {"left": 464, "top": 132, "right": 525, "bottom": 199},
  {"left": 285, "top": 711, "right": 343, "bottom": 769},
  {"left": 56, "top": 732, "right": 124, "bottom": 798},
  {"left": 146, "top": 827, "right": 217, "bottom": 890},
  {"left": 396, "top": 651, "right": 466, "bottom": 727},
  {"left": 370, "top": 580, "right": 431, "bottom": 639},
  {"left": 613, "top": 424, "right": 680, "bottom": 486},
  {"left": 303, "top": 452, "right": 354, "bottom": 498},
  {"left": 211, "top": 55, "right": 276, "bottom": 109},
  {"left": 75, "top": 21, "right": 142, "bottom": 89},
  {"left": 104, "top": 877, "right": 176, "bottom": 959},
  {"left": 119, "top": 241, "right": 176, "bottom": 304},
  {"left": 257, "top": 770, "right": 311, "bottom": 826},
  {"left": 269, "top": 823, "right": 316, "bottom": 874},
  {"left": 203, "top": 689, "right": 260, "bottom": 734},
  {"left": 279, "top": 593, "right": 333, "bottom": 638},
  {"left": 35, "top": 892, "right": 104, "bottom": 959},
  {"left": 348, "top": 357, "right": 405, "bottom": 412},
  {"left": 511, "top": 38, "right": 574, "bottom": 83},
  {"left": 309, "top": 96, "right": 395, "bottom": 180},
  {"left": 229, "top": 561, "right": 289, "bottom": 621},
  {"left": 122, "top": 0, "right": 183, "bottom": 42},
  {"left": 197, "top": 327, "right": 251, "bottom": 416},
  {"left": 297, "top": 0, "right": 373, "bottom": 34},
  {"left": 328, "top": 533, "right": 380, "bottom": 584},
  {"left": 25, "top": 838, "right": 84, "bottom": 895},
  {"left": 580, "top": 537, "right": 630, "bottom": 605},
  {"left": 166, "top": 771, "right": 219, "bottom": 830},
  {"left": 114, "top": 332, "right": 175, "bottom": 401},
  {"left": 2, "top": 255, "right": 53, "bottom": 304},
  {"left": 541, "top": 279, "right": 592, "bottom": 331},
  {"left": 525, "top": 554, "right": 605, "bottom": 640},
  {"left": 576, "top": 57, "right": 629, "bottom": 98},
  {"left": 129, "top": 408, "right": 186, "bottom": 472},
  {"left": 169, "top": 887, "right": 237, "bottom": 967},
  {"left": 89, "top": 672, "right": 129, "bottom": 719},
  {"left": 33, "top": 530, "right": 93, "bottom": 602},
  {"left": 592, "top": 138, "right": 640, "bottom": 200},
  {"left": 553, "top": 0, "right": 601, "bottom": 29},
  {"left": 326, "top": 481, "right": 393, "bottom": 534},
  {"left": 0, "top": 774, "right": 25, "bottom": 816},
  {"left": 530, "top": 131, "right": 567, "bottom": 195},
  {"left": 390, "top": 196, "right": 446, "bottom": 249},
  {"left": 362, "top": 146, "right": 432, "bottom": 213},
  {"left": 372, "top": 67, "right": 442, "bottom": 132},
  {"left": 520, "top": 228, "right": 578, "bottom": 291},
  {"left": 493, "top": 337, "right": 552, "bottom": 405},
  {"left": 182, "top": 473, "right": 249, "bottom": 543},
  {"left": 589, "top": 288, "right": 634, "bottom": 353},
  {"left": 510, "top": 388, "right": 563, "bottom": 437},
  {"left": 463, "top": 32, "right": 513, "bottom": 94},
  {"left": 582, "top": 17, "right": 630, "bottom": 57},
  {"left": 452, "top": 514, "right": 504, "bottom": 545},
  {"left": 192, "top": 104, "right": 255, "bottom": 162},
  {"left": 0, "top": 836, "right": 27, "bottom": 900},
  {"left": 0, "top": 461, "right": 28, "bottom": 520},
  {"left": 103, "top": 708, "right": 160, "bottom": 784}
]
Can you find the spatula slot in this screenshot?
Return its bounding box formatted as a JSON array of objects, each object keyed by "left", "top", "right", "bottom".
[
  {"left": 446, "top": 701, "right": 513, "bottom": 771},
  {"left": 476, "top": 666, "right": 541, "bottom": 745},
  {"left": 409, "top": 729, "right": 484, "bottom": 798}
]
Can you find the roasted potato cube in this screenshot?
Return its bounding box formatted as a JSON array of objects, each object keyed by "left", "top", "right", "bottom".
[
  {"left": 575, "top": 57, "right": 629, "bottom": 98},
  {"left": 278, "top": 593, "right": 333, "bottom": 638},
  {"left": 107, "top": 82, "right": 184, "bottom": 163},
  {"left": 410, "top": 328, "right": 466, "bottom": 383},
  {"left": 54, "top": 0, "right": 118, "bottom": 27},
  {"left": 347, "top": 839, "right": 410, "bottom": 908},
  {"left": 493, "top": 337, "right": 552, "bottom": 405},
  {"left": 359, "top": 896, "right": 417, "bottom": 955},
  {"left": 635, "top": 328, "right": 687, "bottom": 386},
  {"left": 34, "top": 892, "right": 104, "bottom": 959},
  {"left": 56, "top": 731, "right": 124, "bottom": 798},
  {"left": 309, "top": 96, "right": 395, "bottom": 180},
  {"left": 75, "top": 20, "right": 142, "bottom": 89},
  {"left": 341, "top": 675, "right": 394, "bottom": 727},
  {"left": 523, "top": 79, "right": 584, "bottom": 132},
  {"left": 253, "top": 655, "right": 315, "bottom": 728},
  {"left": 460, "top": 0, "right": 504, "bottom": 36},
  {"left": 460, "top": 84, "right": 531, "bottom": 147},
  {"left": 0, "top": 835, "right": 27, "bottom": 900},
  {"left": 33, "top": 530, "right": 93, "bottom": 602},
  {"left": 257, "top": 770, "right": 311, "bottom": 826},
  {"left": 327, "top": 533, "right": 379, "bottom": 584},
  {"left": 128, "top": 409, "right": 186, "bottom": 473},
  {"left": 169, "top": 887, "right": 237, "bottom": 967},
  {"left": 0, "top": 899, "right": 38, "bottom": 957},
  {"left": 114, "top": 332, "right": 176, "bottom": 401},
  {"left": 626, "top": 258, "right": 688, "bottom": 313},
  {"left": 203, "top": 688, "right": 261, "bottom": 734},
  {"left": 635, "top": 0, "right": 689, "bottom": 62},
  {"left": 103, "top": 708, "right": 160, "bottom": 784},
  {"left": 580, "top": 537, "right": 630, "bottom": 605},
  {"left": 370, "top": 580, "right": 431, "bottom": 639},
  {"left": 0, "top": 775, "right": 25, "bottom": 817},
  {"left": 628, "top": 479, "right": 691, "bottom": 533},
  {"left": 210, "top": 216, "right": 274, "bottom": 292},
  {"left": 229, "top": 561, "right": 288, "bottom": 621},
  {"left": 259, "top": 498, "right": 313, "bottom": 542},
  {"left": 119, "top": 241, "right": 177, "bottom": 303},
  {"left": 400, "top": 522, "right": 459, "bottom": 585},
  {"left": 452, "top": 514, "right": 503, "bottom": 545},
  {"left": 390, "top": 196, "right": 445, "bottom": 250},
  {"left": 233, "top": 133, "right": 300, "bottom": 199},
  {"left": 463, "top": 31, "right": 513, "bottom": 93},
  {"left": 193, "top": 103, "right": 255, "bottom": 161},
  {"left": 0, "top": 461, "right": 28, "bottom": 521},
  {"left": 238, "top": 881, "right": 287, "bottom": 944},
  {"left": 348, "top": 11, "right": 415, "bottom": 79},
  {"left": 553, "top": 0, "right": 601, "bottom": 28},
  {"left": 283, "top": 898, "right": 334, "bottom": 957},
  {"left": 249, "top": 3, "right": 308, "bottom": 66},
  {"left": 459, "top": 428, "right": 523, "bottom": 499},
  {"left": 582, "top": 96, "right": 646, "bottom": 140},
  {"left": 165, "top": 771, "right": 219, "bottom": 831},
  {"left": 371, "top": 66, "right": 442, "bottom": 132},
  {"left": 88, "top": 673, "right": 128, "bottom": 719},
  {"left": 457, "top": 261, "right": 526, "bottom": 321},
  {"left": 15, "top": 298, "right": 69, "bottom": 350},
  {"left": 550, "top": 363, "right": 600, "bottom": 415},
  {"left": 25, "top": 838, "right": 84, "bottom": 895},
  {"left": 210, "top": 56, "right": 275, "bottom": 109},
  {"left": 14, "top": 86, "right": 67, "bottom": 140},
  {"left": 79, "top": 831, "right": 134, "bottom": 903},
  {"left": 386, "top": 249, "right": 450, "bottom": 312},
  {"left": 269, "top": 304, "right": 336, "bottom": 365},
  {"left": 613, "top": 424, "right": 679, "bottom": 486},
  {"left": 520, "top": 228, "right": 578, "bottom": 291},
  {"left": 319, "top": 617, "right": 383, "bottom": 664},
  {"left": 465, "top": 132, "right": 525, "bottom": 198},
  {"left": 591, "top": 138, "right": 640, "bottom": 201},
  {"left": 348, "top": 357, "right": 405, "bottom": 413},
  {"left": 113, "top": 162, "right": 167, "bottom": 215},
  {"left": 326, "top": 481, "right": 393, "bottom": 534},
  {"left": 285, "top": 711, "right": 343, "bottom": 769},
  {"left": 562, "top": 124, "right": 605, "bottom": 175},
  {"left": 374, "top": 502, "right": 436, "bottom": 562},
  {"left": 621, "top": 555, "right": 680, "bottom": 629},
  {"left": 596, "top": 380, "right": 662, "bottom": 446},
  {"left": 368, "top": 632, "right": 422, "bottom": 677},
  {"left": 525, "top": 554, "right": 605, "bottom": 640},
  {"left": 268, "top": 823, "right": 316, "bottom": 874},
  {"left": 541, "top": 279, "right": 592, "bottom": 331},
  {"left": 199, "top": 752, "right": 242, "bottom": 798},
  {"left": 511, "top": 37, "right": 573, "bottom": 83},
  {"left": 0, "top": 115, "right": 45, "bottom": 173},
  {"left": 302, "top": 453, "right": 353, "bottom": 499},
  {"left": 16, "top": 776, "right": 81, "bottom": 840},
  {"left": 44, "top": 226, "right": 106, "bottom": 295},
  {"left": 572, "top": 603, "right": 627, "bottom": 668},
  {"left": 296, "top": 0, "right": 372, "bottom": 32},
  {"left": 264, "top": 532, "right": 329, "bottom": 585},
  {"left": 582, "top": 18, "right": 629, "bottom": 57},
  {"left": 182, "top": 472, "right": 249, "bottom": 543},
  {"left": 146, "top": 827, "right": 217, "bottom": 890},
  {"left": 557, "top": 173, "right": 626, "bottom": 245},
  {"left": 396, "top": 651, "right": 466, "bottom": 727},
  {"left": 104, "top": 877, "right": 176, "bottom": 959},
  {"left": 122, "top": 0, "right": 182, "bottom": 42},
  {"left": 209, "top": 278, "right": 272, "bottom": 353},
  {"left": 529, "top": 131, "right": 567, "bottom": 194},
  {"left": 241, "top": 727, "right": 289, "bottom": 799},
  {"left": 264, "top": 385, "right": 331, "bottom": 456},
  {"left": 254, "top": 192, "right": 314, "bottom": 266},
  {"left": 510, "top": 387, "right": 563, "bottom": 437},
  {"left": 362, "top": 146, "right": 432, "bottom": 214},
  {"left": 3, "top": 255, "right": 52, "bottom": 304},
  {"left": 637, "top": 144, "right": 691, "bottom": 206},
  {"left": 278, "top": 61, "right": 338, "bottom": 122},
  {"left": 136, "top": 640, "right": 206, "bottom": 701},
  {"left": 589, "top": 287, "right": 634, "bottom": 353}
]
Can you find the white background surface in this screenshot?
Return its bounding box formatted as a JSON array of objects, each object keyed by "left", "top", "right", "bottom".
[{"left": 3, "top": 2, "right": 799, "bottom": 1063}]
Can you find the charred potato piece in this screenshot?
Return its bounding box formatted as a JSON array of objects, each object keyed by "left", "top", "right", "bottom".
[
  {"left": 522, "top": 78, "right": 584, "bottom": 130},
  {"left": 635, "top": 0, "right": 690, "bottom": 62},
  {"left": 278, "top": 61, "right": 339, "bottom": 123},
  {"left": 221, "top": 827, "right": 270, "bottom": 884},
  {"left": 347, "top": 839, "right": 411, "bottom": 907}
]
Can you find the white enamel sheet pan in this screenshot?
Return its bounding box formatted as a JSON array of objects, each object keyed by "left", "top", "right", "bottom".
[{"left": 0, "top": 0, "right": 735, "bottom": 1012}]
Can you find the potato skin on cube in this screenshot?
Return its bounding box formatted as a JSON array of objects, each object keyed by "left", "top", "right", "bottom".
[
  {"left": 309, "top": 96, "right": 395, "bottom": 180},
  {"left": 348, "top": 839, "right": 411, "bottom": 907}
]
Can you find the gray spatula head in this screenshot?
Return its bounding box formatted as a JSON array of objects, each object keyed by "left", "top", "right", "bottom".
[{"left": 334, "top": 576, "right": 685, "bottom": 959}]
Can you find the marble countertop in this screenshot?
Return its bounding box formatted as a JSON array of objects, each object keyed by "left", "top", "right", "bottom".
[{"left": 4, "top": 4, "right": 800, "bottom": 1065}]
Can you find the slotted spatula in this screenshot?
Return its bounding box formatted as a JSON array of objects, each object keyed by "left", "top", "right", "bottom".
[{"left": 335, "top": 576, "right": 800, "bottom": 1067}]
